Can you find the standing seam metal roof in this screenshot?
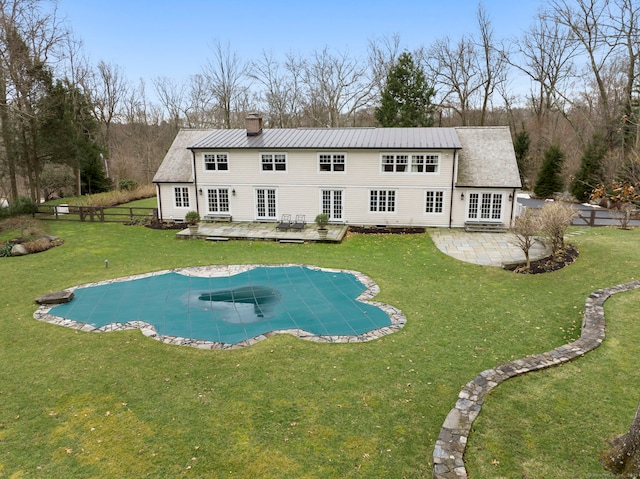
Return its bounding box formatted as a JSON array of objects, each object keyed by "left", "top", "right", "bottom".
[{"left": 189, "top": 127, "right": 462, "bottom": 150}]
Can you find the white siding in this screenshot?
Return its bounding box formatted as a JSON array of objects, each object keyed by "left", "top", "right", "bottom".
[
  {"left": 191, "top": 148, "right": 459, "bottom": 226},
  {"left": 157, "top": 184, "right": 196, "bottom": 221}
]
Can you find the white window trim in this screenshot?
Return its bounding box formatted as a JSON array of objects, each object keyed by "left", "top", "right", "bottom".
[
  {"left": 174, "top": 186, "right": 190, "bottom": 209},
  {"left": 318, "top": 152, "right": 347, "bottom": 173},
  {"left": 424, "top": 189, "right": 446, "bottom": 215},
  {"left": 465, "top": 191, "right": 505, "bottom": 222},
  {"left": 320, "top": 188, "right": 345, "bottom": 221},
  {"left": 205, "top": 187, "right": 231, "bottom": 215},
  {"left": 369, "top": 189, "right": 397, "bottom": 213},
  {"left": 254, "top": 187, "right": 278, "bottom": 219},
  {"left": 203, "top": 152, "right": 229, "bottom": 172},
  {"left": 260, "top": 152, "right": 287, "bottom": 172},
  {"left": 380, "top": 152, "right": 440, "bottom": 174}
]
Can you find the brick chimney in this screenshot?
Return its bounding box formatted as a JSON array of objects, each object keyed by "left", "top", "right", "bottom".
[{"left": 245, "top": 113, "right": 263, "bottom": 136}]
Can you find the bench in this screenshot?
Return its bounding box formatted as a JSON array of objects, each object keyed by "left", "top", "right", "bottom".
[{"left": 201, "top": 215, "right": 232, "bottom": 223}]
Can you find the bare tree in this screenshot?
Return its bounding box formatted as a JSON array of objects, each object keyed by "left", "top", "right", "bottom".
[
  {"left": 153, "top": 75, "right": 186, "bottom": 130},
  {"left": 367, "top": 34, "right": 402, "bottom": 97},
  {"left": 0, "top": 0, "right": 68, "bottom": 201},
  {"left": 93, "top": 61, "right": 128, "bottom": 145},
  {"left": 537, "top": 201, "right": 576, "bottom": 254},
  {"left": 202, "top": 39, "right": 249, "bottom": 129},
  {"left": 510, "top": 11, "right": 578, "bottom": 121},
  {"left": 427, "top": 35, "right": 483, "bottom": 126},
  {"left": 601, "top": 399, "right": 640, "bottom": 476},
  {"left": 249, "top": 50, "right": 303, "bottom": 128},
  {"left": 301, "top": 47, "right": 374, "bottom": 127},
  {"left": 476, "top": 4, "right": 508, "bottom": 126},
  {"left": 549, "top": 0, "right": 619, "bottom": 142},
  {"left": 510, "top": 207, "right": 542, "bottom": 269}
]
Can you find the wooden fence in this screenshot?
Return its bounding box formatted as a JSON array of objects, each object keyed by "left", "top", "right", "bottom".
[
  {"left": 572, "top": 207, "right": 640, "bottom": 227},
  {"left": 34, "top": 205, "right": 158, "bottom": 223}
]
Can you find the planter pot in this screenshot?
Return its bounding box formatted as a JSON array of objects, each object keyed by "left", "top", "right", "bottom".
[
  {"left": 188, "top": 224, "right": 199, "bottom": 235},
  {"left": 318, "top": 228, "right": 328, "bottom": 239}
]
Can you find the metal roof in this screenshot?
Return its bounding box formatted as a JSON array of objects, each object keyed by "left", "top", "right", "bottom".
[{"left": 189, "top": 127, "right": 462, "bottom": 150}]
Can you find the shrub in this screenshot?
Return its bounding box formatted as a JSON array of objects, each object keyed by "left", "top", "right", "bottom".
[
  {"left": 314, "top": 213, "right": 329, "bottom": 228},
  {"left": 23, "top": 237, "right": 52, "bottom": 254},
  {"left": 8, "top": 197, "right": 38, "bottom": 216},
  {"left": 537, "top": 201, "right": 576, "bottom": 255},
  {"left": 0, "top": 217, "right": 46, "bottom": 239},
  {"left": 118, "top": 179, "right": 139, "bottom": 191},
  {"left": 510, "top": 208, "right": 542, "bottom": 269},
  {"left": 184, "top": 211, "right": 200, "bottom": 225},
  {"left": 0, "top": 242, "right": 13, "bottom": 257}
]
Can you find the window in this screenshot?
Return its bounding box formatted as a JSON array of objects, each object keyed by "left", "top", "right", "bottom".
[
  {"left": 468, "top": 192, "right": 503, "bottom": 220},
  {"left": 207, "top": 188, "right": 230, "bottom": 213},
  {"left": 412, "top": 154, "right": 439, "bottom": 173},
  {"left": 370, "top": 190, "right": 396, "bottom": 212},
  {"left": 319, "top": 153, "right": 345, "bottom": 172},
  {"left": 381, "top": 154, "right": 408, "bottom": 172},
  {"left": 174, "top": 187, "right": 190, "bottom": 208},
  {"left": 256, "top": 188, "right": 277, "bottom": 219},
  {"left": 204, "top": 153, "right": 228, "bottom": 171},
  {"left": 261, "top": 153, "right": 287, "bottom": 171},
  {"left": 425, "top": 190, "right": 444, "bottom": 213},
  {"left": 322, "top": 190, "right": 343, "bottom": 220}
]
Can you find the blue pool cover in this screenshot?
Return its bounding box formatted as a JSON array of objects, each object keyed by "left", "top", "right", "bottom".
[{"left": 48, "top": 266, "right": 392, "bottom": 345}]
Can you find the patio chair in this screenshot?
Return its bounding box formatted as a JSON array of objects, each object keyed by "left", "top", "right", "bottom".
[
  {"left": 276, "top": 214, "right": 292, "bottom": 230},
  {"left": 290, "top": 214, "right": 306, "bottom": 230}
]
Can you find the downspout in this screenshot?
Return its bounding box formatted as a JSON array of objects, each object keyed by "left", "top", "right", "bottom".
[
  {"left": 448, "top": 148, "right": 459, "bottom": 228},
  {"left": 190, "top": 148, "right": 200, "bottom": 215},
  {"left": 155, "top": 183, "right": 163, "bottom": 221},
  {"left": 508, "top": 187, "right": 517, "bottom": 225}
]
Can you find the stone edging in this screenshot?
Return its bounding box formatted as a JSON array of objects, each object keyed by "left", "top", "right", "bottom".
[
  {"left": 433, "top": 279, "right": 640, "bottom": 479},
  {"left": 33, "top": 264, "right": 406, "bottom": 349}
]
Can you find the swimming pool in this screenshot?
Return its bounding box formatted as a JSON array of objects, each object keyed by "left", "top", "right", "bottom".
[{"left": 37, "top": 265, "right": 406, "bottom": 348}]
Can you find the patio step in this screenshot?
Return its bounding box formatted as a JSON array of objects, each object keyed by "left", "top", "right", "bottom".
[
  {"left": 279, "top": 239, "right": 305, "bottom": 244},
  {"left": 464, "top": 221, "right": 507, "bottom": 233},
  {"left": 205, "top": 236, "right": 229, "bottom": 241}
]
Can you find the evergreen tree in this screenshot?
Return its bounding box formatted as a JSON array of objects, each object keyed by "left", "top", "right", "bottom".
[
  {"left": 513, "top": 128, "right": 530, "bottom": 188},
  {"left": 375, "top": 52, "right": 435, "bottom": 127},
  {"left": 570, "top": 134, "right": 606, "bottom": 202},
  {"left": 534, "top": 144, "right": 565, "bottom": 198},
  {"left": 38, "top": 79, "right": 110, "bottom": 195}
]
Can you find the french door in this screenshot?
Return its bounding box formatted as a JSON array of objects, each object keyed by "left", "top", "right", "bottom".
[
  {"left": 321, "top": 189, "right": 343, "bottom": 221},
  {"left": 256, "top": 188, "right": 277, "bottom": 219},
  {"left": 467, "top": 192, "right": 503, "bottom": 221}
]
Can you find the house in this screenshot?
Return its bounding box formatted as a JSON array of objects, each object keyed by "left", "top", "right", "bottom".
[{"left": 152, "top": 115, "right": 521, "bottom": 229}]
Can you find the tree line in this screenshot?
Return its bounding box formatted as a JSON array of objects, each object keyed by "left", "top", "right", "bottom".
[{"left": 0, "top": 0, "right": 638, "bottom": 204}]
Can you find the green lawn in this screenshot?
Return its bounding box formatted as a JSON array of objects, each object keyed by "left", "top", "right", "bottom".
[{"left": 0, "top": 221, "right": 637, "bottom": 478}]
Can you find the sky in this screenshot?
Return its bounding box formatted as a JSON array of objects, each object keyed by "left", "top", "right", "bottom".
[{"left": 55, "top": 0, "right": 547, "bottom": 89}]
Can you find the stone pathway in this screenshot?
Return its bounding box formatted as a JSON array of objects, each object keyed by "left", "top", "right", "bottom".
[{"left": 432, "top": 279, "right": 640, "bottom": 479}]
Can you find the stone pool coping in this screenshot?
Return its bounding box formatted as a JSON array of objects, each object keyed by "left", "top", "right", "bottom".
[
  {"left": 432, "top": 279, "right": 640, "bottom": 479},
  {"left": 34, "top": 264, "right": 406, "bottom": 349}
]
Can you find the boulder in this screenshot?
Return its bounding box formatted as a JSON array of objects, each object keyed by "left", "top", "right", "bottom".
[
  {"left": 10, "top": 244, "right": 28, "bottom": 256},
  {"left": 35, "top": 290, "right": 74, "bottom": 305}
]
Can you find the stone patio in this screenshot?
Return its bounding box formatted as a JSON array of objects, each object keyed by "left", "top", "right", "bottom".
[{"left": 176, "top": 222, "right": 348, "bottom": 243}]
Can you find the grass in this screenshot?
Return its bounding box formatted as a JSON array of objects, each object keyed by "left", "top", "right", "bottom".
[{"left": 0, "top": 221, "right": 638, "bottom": 478}]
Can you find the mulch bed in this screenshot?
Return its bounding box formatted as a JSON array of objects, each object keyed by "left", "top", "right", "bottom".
[
  {"left": 144, "top": 221, "right": 185, "bottom": 230},
  {"left": 505, "top": 244, "right": 579, "bottom": 274},
  {"left": 348, "top": 226, "right": 426, "bottom": 234}
]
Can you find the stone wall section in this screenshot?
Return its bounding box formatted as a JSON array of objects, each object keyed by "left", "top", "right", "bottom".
[{"left": 433, "top": 279, "right": 640, "bottom": 479}]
